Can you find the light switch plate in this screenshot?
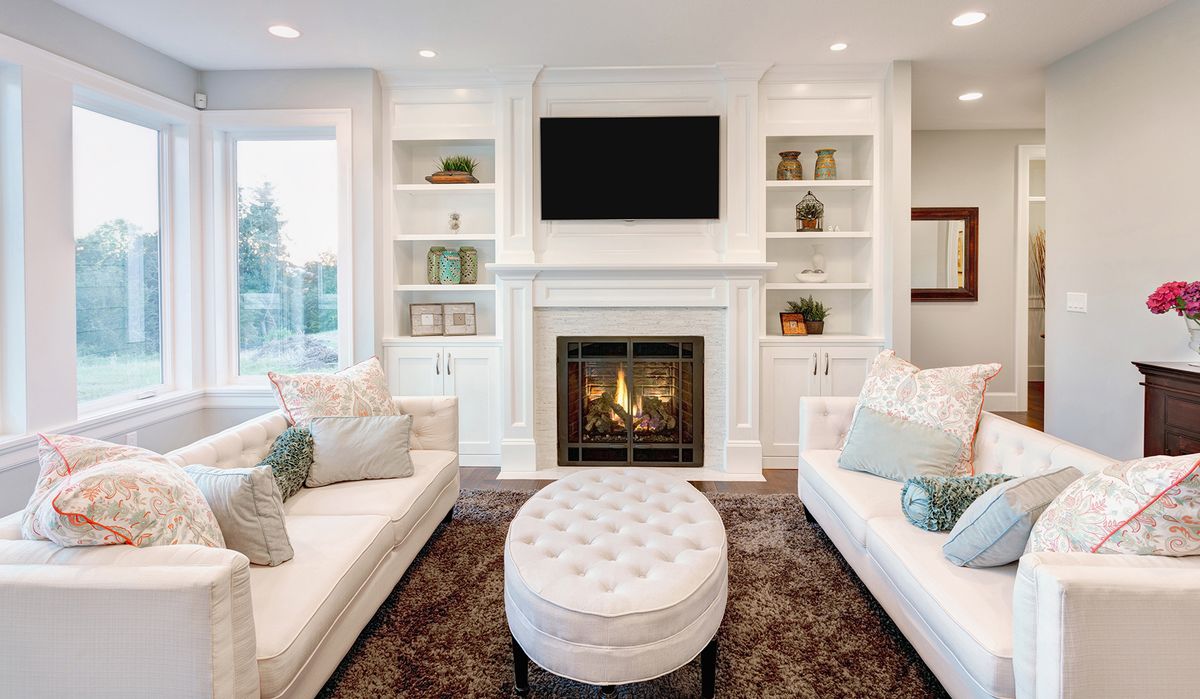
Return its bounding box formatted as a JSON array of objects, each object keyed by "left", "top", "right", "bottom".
[{"left": 1066, "top": 292, "right": 1088, "bottom": 313}]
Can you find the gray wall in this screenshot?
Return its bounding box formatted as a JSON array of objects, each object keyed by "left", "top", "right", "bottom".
[
  {"left": 1045, "top": 0, "right": 1200, "bottom": 458},
  {"left": 911, "top": 129, "right": 1045, "bottom": 397},
  {"left": 0, "top": 0, "right": 197, "bottom": 104}
]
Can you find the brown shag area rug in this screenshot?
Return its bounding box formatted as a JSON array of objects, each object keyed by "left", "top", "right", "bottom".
[{"left": 319, "top": 489, "right": 947, "bottom": 698}]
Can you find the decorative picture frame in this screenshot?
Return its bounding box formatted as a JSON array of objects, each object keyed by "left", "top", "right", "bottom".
[
  {"left": 443, "top": 303, "right": 477, "bottom": 336},
  {"left": 780, "top": 312, "right": 808, "bottom": 336},
  {"left": 410, "top": 304, "right": 444, "bottom": 336}
]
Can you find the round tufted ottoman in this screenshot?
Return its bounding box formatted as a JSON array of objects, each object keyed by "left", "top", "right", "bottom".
[{"left": 504, "top": 468, "right": 727, "bottom": 697}]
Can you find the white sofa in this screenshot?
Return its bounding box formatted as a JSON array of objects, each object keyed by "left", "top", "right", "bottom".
[
  {"left": 0, "top": 396, "right": 459, "bottom": 699},
  {"left": 798, "top": 396, "right": 1200, "bottom": 699}
]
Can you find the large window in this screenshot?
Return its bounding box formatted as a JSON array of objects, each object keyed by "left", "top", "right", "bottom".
[
  {"left": 235, "top": 138, "right": 339, "bottom": 376},
  {"left": 72, "top": 106, "right": 163, "bottom": 404}
]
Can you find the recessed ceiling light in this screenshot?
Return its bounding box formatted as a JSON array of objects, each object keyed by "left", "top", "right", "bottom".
[
  {"left": 829, "top": 42, "right": 848, "bottom": 52},
  {"left": 418, "top": 49, "right": 438, "bottom": 58},
  {"left": 958, "top": 91, "right": 984, "bottom": 101},
  {"left": 952, "top": 11, "right": 988, "bottom": 27},
  {"left": 267, "top": 25, "right": 301, "bottom": 39}
]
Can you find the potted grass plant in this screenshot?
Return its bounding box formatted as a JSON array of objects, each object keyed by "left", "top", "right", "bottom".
[
  {"left": 426, "top": 155, "right": 480, "bottom": 184},
  {"left": 797, "top": 295, "right": 830, "bottom": 335}
]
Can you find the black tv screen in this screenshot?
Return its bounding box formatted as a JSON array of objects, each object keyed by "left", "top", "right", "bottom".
[{"left": 539, "top": 116, "right": 719, "bottom": 220}]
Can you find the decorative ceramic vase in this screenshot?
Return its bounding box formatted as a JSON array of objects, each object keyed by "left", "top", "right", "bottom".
[
  {"left": 459, "top": 246, "right": 478, "bottom": 284},
  {"left": 1188, "top": 317, "right": 1200, "bottom": 356},
  {"left": 776, "top": 151, "right": 803, "bottom": 180},
  {"left": 795, "top": 190, "right": 824, "bottom": 232},
  {"left": 426, "top": 246, "right": 446, "bottom": 284},
  {"left": 814, "top": 148, "right": 838, "bottom": 180},
  {"left": 811, "top": 244, "right": 826, "bottom": 273},
  {"left": 438, "top": 250, "right": 461, "bottom": 285}
]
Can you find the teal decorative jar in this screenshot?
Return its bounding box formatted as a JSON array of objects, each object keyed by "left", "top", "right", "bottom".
[
  {"left": 426, "top": 246, "right": 446, "bottom": 284},
  {"left": 438, "top": 249, "right": 461, "bottom": 284},
  {"left": 814, "top": 148, "right": 838, "bottom": 180},
  {"left": 459, "top": 246, "right": 478, "bottom": 284}
]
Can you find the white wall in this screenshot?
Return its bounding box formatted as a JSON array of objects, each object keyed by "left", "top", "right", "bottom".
[
  {"left": 911, "top": 129, "right": 1044, "bottom": 403},
  {"left": 1045, "top": 0, "right": 1200, "bottom": 459},
  {"left": 199, "top": 69, "right": 382, "bottom": 361},
  {"left": 0, "top": 0, "right": 197, "bottom": 104}
]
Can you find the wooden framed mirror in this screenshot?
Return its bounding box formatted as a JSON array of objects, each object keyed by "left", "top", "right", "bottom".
[{"left": 911, "top": 206, "right": 979, "bottom": 302}]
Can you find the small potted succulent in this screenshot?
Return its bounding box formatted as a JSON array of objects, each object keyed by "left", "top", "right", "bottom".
[
  {"left": 797, "top": 295, "right": 831, "bottom": 335},
  {"left": 426, "top": 155, "right": 480, "bottom": 184}
]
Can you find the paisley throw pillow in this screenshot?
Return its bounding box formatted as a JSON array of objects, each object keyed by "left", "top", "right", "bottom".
[
  {"left": 32, "top": 458, "right": 225, "bottom": 549},
  {"left": 849, "top": 350, "right": 1000, "bottom": 476},
  {"left": 22, "top": 433, "right": 171, "bottom": 541},
  {"left": 258, "top": 427, "right": 314, "bottom": 501},
  {"left": 268, "top": 356, "right": 399, "bottom": 428},
  {"left": 1030, "top": 454, "right": 1200, "bottom": 556}
]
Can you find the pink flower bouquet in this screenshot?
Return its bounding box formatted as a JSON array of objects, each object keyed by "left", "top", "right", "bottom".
[{"left": 1147, "top": 281, "right": 1200, "bottom": 320}]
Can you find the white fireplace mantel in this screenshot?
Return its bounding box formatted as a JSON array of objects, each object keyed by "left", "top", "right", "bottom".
[{"left": 492, "top": 263, "right": 770, "bottom": 478}]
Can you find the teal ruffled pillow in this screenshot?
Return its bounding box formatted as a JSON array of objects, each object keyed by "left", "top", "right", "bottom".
[
  {"left": 257, "top": 427, "right": 313, "bottom": 501},
  {"left": 901, "top": 474, "right": 1015, "bottom": 531}
]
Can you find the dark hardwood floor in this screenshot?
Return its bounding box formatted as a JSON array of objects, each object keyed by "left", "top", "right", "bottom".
[
  {"left": 460, "top": 466, "right": 799, "bottom": 495},
  {"left": 995, "top": 380, "right": 1044, "bottom": 431}
]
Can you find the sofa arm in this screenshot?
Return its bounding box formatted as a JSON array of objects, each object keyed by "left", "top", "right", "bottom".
[
  {"left": 394, "top": 395, "right": 458, "bottom": 452},
  {"left": 1013, "top": 552, "right": 1200, "bottom": 698},
  {"left": 797, "top": 396, "right": 857, "bottom": 453},
  {"left": 0, "top": 540, "right": 258, "bottom": 698}
]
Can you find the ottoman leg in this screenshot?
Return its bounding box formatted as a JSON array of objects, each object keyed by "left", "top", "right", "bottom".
[
  {"left": 511, "top": 636, "right": 530, "bottom": 697},
  {"left": 701, "top": 637, "right": 718, "bottom": 698}
]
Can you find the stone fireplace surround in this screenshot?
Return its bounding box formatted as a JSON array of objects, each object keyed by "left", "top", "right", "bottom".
[{"left": 491, "top": 263, "right": 773, "bottom": 480}]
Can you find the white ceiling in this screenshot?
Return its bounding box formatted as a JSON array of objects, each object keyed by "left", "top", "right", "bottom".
[{"left": 52, "top": 0, "right": 1173, "bottom": 129}]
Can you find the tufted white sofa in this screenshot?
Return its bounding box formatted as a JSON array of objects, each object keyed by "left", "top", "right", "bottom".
[
  {"left": 0, "top": 396, "right": 458, "bottom": 699},
  {"left": 798, "top": 396, "right": 1200, "bottom": 699}
]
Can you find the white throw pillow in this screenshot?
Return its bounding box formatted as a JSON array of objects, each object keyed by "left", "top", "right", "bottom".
[{"left": 306, "top": 415, "right": 415, "bottom": 487}]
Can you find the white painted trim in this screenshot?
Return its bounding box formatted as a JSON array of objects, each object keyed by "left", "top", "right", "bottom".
[
  {"left": 1015, "top": 145, "right": 1046, "bottom": 412},
  {"left": 982, "top": 391, "right": 1019, "bottom": 413},
  {"left": 496, "top": 466, "right": 765, "bottom": 482}
]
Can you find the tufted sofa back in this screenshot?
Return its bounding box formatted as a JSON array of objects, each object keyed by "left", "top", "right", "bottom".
[
  {"left": 166, "top": 396, "right": 459, "bottom": 469},
  {"left": 973, "top": 412, "right": 1113, "bottom": 478}
]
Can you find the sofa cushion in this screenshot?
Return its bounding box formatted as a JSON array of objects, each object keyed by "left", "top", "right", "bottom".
[
  {"left": 866, "top": 516, "right": 1016, "bottom": 698},
  {"left": 840, "top": 406, "right": 966, "bottom": 481},
  {"left": 799, "top": 449, "right": 903, "bottom": 545},
  {"left": 0, "top": 512, "right": 21, "bottom": 540},
  {"left": 249, "top": 514, "right": 392, "bottom": 698},
  {"left": 185, "top": 464, "right": 294, "bottom": 566},
  {"left": 307, "top": 415, "right": 415, "bottom": 487},
  {"left": 284, "top": 450, "right": 457, "bottom": 546},
  {"left": 257, "top": 427, "right": 313, "bottom": 501},
  {"left": 268, "top": 357, "right": 399, "bottom": 428}
]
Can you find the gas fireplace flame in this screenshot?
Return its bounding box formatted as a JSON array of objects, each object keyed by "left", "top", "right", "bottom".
[{"left": 614, "top": 366, "right": 633, "bottom": 415}]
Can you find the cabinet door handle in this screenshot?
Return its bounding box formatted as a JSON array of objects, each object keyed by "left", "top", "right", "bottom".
[
  {"left": 447, "top": 353, "right": 453, "bottom": 375},
  {"left": 435, "top": 352, "right": 441, "bottom": 375},
  {"left": 824, "top": 352, "right": 830, "bottom": 376},
  {"left": 811, "top": 352, "right": 818, "bottom": 376}
]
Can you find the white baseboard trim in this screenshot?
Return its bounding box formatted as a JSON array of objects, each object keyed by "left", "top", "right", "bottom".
[
  {"left": 496, "top": 466, "right": 765, "bottom": 482},
  {"left": 983, "top": 392, "right": 1018, "bottom": 412}
]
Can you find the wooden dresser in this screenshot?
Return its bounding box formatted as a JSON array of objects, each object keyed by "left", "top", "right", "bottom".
[{"left": 1134, "top": 361, "right": 1200, "bottom": 456}]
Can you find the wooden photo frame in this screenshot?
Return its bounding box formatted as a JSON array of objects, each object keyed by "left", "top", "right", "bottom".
[
  {"left": 780, "top": 312, "right": 808, "bottom": 336},
  {"left": 410, "top": 304, "right": 444, "bottom": 336},
  {"left": 443, "top": 303, "right": 477, "bottom": 336}
]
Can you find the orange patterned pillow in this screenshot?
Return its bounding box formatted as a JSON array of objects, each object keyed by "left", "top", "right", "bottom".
[
  {"left": 268, "top": 356, "right": 399, "bottom": 428},
  {"left": 22, "top": 433, "right": 171, "bottom": 541},
  {"left": 32, "top": 458, "right": 224, "bottom": 548}
]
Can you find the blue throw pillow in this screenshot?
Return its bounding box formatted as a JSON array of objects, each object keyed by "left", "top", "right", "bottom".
[
  {"left": 901, "top": 474, "right": 1015, "bottom": 531},
  {"left": 839, "top": 406, "right": 965, "bottom": 481},
  {"left": 943, "top": 466, "right": 1083, "bottom": 567}
]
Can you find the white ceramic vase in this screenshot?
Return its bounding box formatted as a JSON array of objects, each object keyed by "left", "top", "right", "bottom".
[
  {"left": 811, "top": 244, "right": 825, "bottom": 273},
  {"left": 1188, "top": 317, "right": 1200, "bottom": 356}
]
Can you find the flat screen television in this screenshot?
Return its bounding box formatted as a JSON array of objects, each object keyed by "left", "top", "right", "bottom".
[{"left": 539, "top": 116, "right": 719, "bottom": 220}]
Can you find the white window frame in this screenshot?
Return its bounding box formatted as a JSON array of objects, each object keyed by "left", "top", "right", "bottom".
[
  {"left": 72, "top": 91, "right": 180, "bottom": 414},
  {"left": 203, "top": 109, "right": 354, "bottom": 386}
]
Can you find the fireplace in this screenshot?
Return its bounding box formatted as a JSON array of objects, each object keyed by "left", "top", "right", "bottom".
[{"left": 557, "top": 337, "right": 703, "bottom": 466}]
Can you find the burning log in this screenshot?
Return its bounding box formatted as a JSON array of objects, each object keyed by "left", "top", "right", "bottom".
[
  {"left": 585, "top": 393, "right": 626, "bottom": 434},
  {"left": 639, "top": 396, "right": 677, "bottom": 430}
]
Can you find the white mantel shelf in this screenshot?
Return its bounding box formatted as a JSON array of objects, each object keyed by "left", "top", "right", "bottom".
[{"left": 487, "top": 262, "right": 777, "bottom": 276}]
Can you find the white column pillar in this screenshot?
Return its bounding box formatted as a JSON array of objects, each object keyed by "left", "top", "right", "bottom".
[
  {"left": 717, "top": 63, "right": 770, "bottom": 264},
  {"left": 492, "top": 66, "right": 541, "bottom": 266},
  {"left": 497, "top": 272, "right": 537, "bottom": 471},
  {"left": 724, "top": 275, "right": 763, "bottom": 473}
]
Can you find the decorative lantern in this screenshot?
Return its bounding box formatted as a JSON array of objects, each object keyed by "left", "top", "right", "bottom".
[{"left": 795, "top": 191, "right": 824, "bottom": 232}]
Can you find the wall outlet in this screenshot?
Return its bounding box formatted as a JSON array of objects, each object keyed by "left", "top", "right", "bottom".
[
  {"left": 1066, "top": 292, "right": 1088, "bottom": 313},
  {"left": 124, "top": 431, "right": 138, "bottom": 447}
]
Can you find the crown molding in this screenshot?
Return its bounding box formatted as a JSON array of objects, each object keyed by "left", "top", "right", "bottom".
[
  {"left": 716, "top": 62, "right": 773, "bottom": 82},
  {"left": 490, "top": 65, "right": 544, "bottom": 85},
  {"left": 762, "top": 63, "right": 891, "bottom": 83},
  {"left": 380, "top": 68, "right": 499, "bottom": 88},
  {"left": 536, "top": 65, "right": 725, "bottom": 85}
]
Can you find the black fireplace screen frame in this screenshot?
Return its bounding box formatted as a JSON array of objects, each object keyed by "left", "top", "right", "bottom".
[{"left": 557, "top": 336, "right": 704, "bottom": 467}]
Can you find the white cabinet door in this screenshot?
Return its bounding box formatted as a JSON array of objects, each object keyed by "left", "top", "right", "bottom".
[
  {"left": 819, "top": 346, "right": 879, "bottom": 397},
  {"left": 443, "top": 345, "right": 501, "bottom": 455},
  {"left": 761, "top": 346, "right": 821, "bottom": 458},
  {"left": 383, "top": 346, "right": 445, "bottom": 397}
]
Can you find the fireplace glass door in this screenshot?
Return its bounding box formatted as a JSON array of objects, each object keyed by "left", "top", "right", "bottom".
[{"left": 558, "top": 337, "right": 703, "bottom": 466}]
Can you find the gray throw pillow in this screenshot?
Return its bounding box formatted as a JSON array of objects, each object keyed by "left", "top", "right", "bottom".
[
  {"left": 901, "top": 473, "right": 1016, "bottom": 531},
  {"left": 306, "top": 414, "right": 414, "bottom": 488},
  {"left": 185, "top": 464, "right": 294, "bottom": 566},
  {"left": 257, "top": 427, "right": 313, "bottom": 501},
  {"left": 839, "top": 406, "right": 964, "bottom": 481},
  {"left": 943, "top": 466, "right": 1083, "bottom": 568}
]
